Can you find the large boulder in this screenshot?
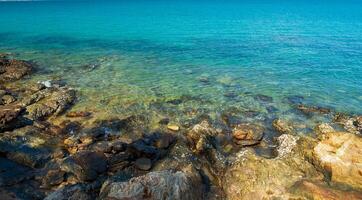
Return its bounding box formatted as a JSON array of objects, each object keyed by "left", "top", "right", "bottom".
[
  {"left": 312, "top": 131, "right": 362, "bottom": 189},
  {"left": 224, "top": 134, "right": 321, "bottom": 200},
  {"left": 0, "top": 58, "right": 32, "bottom": 83},
  {"left": 100, "top": 166, "right": 203, "bottom": 200},
  {"left": 25, "top": 87, "right": 76, "bottom": 120}
]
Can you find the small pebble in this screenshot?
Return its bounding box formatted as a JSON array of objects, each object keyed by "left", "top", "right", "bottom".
[
  {"left": 135, "top": 158, "right": 152, "bottom": 171},
  {"left": 167, "top": 125, "right": 180, "bottom": 131}
]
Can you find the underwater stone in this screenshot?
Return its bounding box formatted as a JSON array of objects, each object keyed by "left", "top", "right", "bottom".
[
  {"left": 134, "top": 157, "right": 152, "bottom": 171},
  {"left": 167, "top": 124, "right": 180, "bottom": 131},
  {"left": 232, "top": 123, "right": 264, "bottom": 147}
]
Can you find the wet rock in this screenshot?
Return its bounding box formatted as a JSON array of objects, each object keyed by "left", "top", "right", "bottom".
[
  {"left": 312, "top": 131, "right": 362, "bottom": 189},
  {"left": 285, "top": 95, "right": 304, "bottom": 105},
  {"left": 134, "top": 157, "right": 152, "bottom": 171},
  {"left": 224, "top": 149, "right": 321, "bottom": 200},
  {"left": 26, "top": 87, "right": 76, "bottom": 120},
  {"left": 272, "top": 119, "right": 294, "bottom": 135},
  {"left": 89, "top": 141, "right": 113, "bottom": 153},
  {"left": 254, "top": 94, "right": 273, "bottom": 103},
  {"left": 6, "top": 145, "right": 50, "bottom": 168},
  {"left": 187, "top": 120, "right": 219, "bottom": 153},
  {"left": 100, "top": 166, "right": 203, "bottom": 200},
  {"left": 128, "top": 140, "right": 159, "bottom": 158},
  {"left": 0, "top": 158, "right": 33, "bottom": 186},
  {"left": 232, "top": 123, "right": 264, "bottom": 146},
  {"left": 41, "top": 170, "right": 65, "bottom": 187},
  {"left": 154, "top": 134, "right": 175, "bottom": 149},
  {"left": 291, "top": 180, "right": 362, "bottom": 200},
  {"left": 0, "top": 105, "right": 23, "bottom": 131},
  {"left": 0, "top": 58, "right": 32, "bottom": 83},
  {"left": 66, "top": 111, "right": 92, "bottom": 118},
  {"left": 44, "top": 183, "right": 94, "bottom": 200},
  {"left": 108, "top": 152, "right": 131, "bottom": 173},
  {"left": 297, "top": 104, "right": 331, "bottom": 115},
  {"left": 61, "top": 151, "right": 107, "bottom": 182},
  {"left": 167, "top": 124, "right": 180, "bottom": 131}
]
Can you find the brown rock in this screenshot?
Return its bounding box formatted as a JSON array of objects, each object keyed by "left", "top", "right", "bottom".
[
  {"left": 167, "top": 124, "right": 180, "bottom": 131},
  {"left": 313, "top": 132, "right": 362, "bottom": 189},
  {"left": 232, "top": 123, "right": 264, "bottom": 146},
  {"left": 0, "top": 58, "right": 32, "bottom": 83},
  {"left": 66, "top": 111, "right": 91, "bottom": 118},
  {"left": 291, "top": 180, "right": 362, "bottom": 200},
  {"left": 272, "top": 119, "right": 294, "bottom": 134}
]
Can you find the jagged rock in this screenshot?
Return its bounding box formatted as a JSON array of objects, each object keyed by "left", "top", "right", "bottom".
[
  {"left": 1, "top": 95, "right": 16, "bottom": 105},
  {"left": 66, "top": 111, "right": 91, "bottom": 118},
  {"left": 41, "top": 170, "right": 65, "bottom": 188},
  {"left": 26, "top": 88, "right": 76, "bottom": 120},
  {"left": 0, "top": 58, "right": 32, "bottom": 83},
  {"left": 44, "top": 184, "right": 94, "bottom": 200},
  {"left": 100, "top": 166, "right": 203, "bottom": 200},
  {"left": 276, "top": 134, "right": 299, "bottom": 158},
  {"left": 187, "top": 120, "right": 220, "bottom": 153},
  {"left": 315, "top": 123, "right": 335, "bottom": 136},
  {"left": 0, "top": 105, "right": 23, "bottom": 131},
  {"left": 272, "top": 119, "right": 294, "bottom": 134},
  {"left": 334, "top": 114, "right": 362, "bottom": 134},
  {"left": 232, "top": 123, "right": 264, "bottom": 146},
  {"left": 312, "top": 131, "right": 362, "bottom": 190},
  {"left": 61, "top": 151, "right": 107, "bottom": 182},
  {"left": 224, "top": 141, "right": 321, "bottom": 200}
]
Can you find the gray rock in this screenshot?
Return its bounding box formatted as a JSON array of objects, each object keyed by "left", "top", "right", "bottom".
[
  {"left": 44, "top": 184, "right": 94, "bottom": 200},
  {"left": 100, "top": 166, "right": 203, "bottom": 200}
]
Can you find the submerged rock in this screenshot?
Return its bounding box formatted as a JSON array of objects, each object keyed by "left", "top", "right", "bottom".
[
  {"left": 0, "top": 158, "right": 33, "bottom": 186},
  {"left": 26, "top": 87, "right": 76, "bottom": 120},
  {"left": 312, "top": 131, "right": 362, "bottom": 190},
  {"left": 297, "top": 104, "right": 331, "bottom": 115},
  {"left": 232, "top": 123, "right": 264, "bottom": 146},
  {"left": 0, "top": 57, "right": 32, "bottom": 83},
  {"left": 100, "top": 166, "right": 203, "bottom": 200},
  {"left": 272, "top": 119, "right": 294, "bottom": 135},
  {"left": 134, "top": 157, "right": 152, "bottom": 171}
]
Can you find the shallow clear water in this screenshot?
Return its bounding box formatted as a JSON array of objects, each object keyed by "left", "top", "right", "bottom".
[{"left": 0, "top": 0, "right": 361, "bottom": 122}]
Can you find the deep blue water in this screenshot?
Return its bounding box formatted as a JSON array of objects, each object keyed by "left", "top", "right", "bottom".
[{"left": 0, "top": 0, "right": 361, "bottom": 118}]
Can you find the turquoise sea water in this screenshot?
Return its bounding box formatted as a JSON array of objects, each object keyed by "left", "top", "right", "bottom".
[{"left": 0, "top": 0, "right": 361, "bottom": 123}]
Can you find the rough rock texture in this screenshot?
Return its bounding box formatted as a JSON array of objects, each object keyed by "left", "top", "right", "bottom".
[
  {"left": 61, "top": 151, "right": 107, "bottom": 181},
  {"left": 291, "top": 180, "right": 362, "bottom": 200},
  {"left": 44, "top": 184, "right": 94, "bottom": 200},
  {"left": 272, "top": 119, "right": 294, "bottom": 135},
  {"left": 312, "top": 131, "right": 362, "bottom": 190},
  {"left": 100, "top": 166, "right": 203, "bottom": 200},
  {"left": 232, "top": 123, "right": 264, "bottom": 146},
  {"left": 0, "top": 105, "right": 23, "bottom": 131},
  {"left": 224, "top": 134, "right": 321, "bottom": 200},
  {"left": 186, "top": 120, "right": 220, "bottom": 154},
  {"left": 0, "top": 58, "right": 32, "bottom": 83},
  {"left": 315, "top": 123, "right": 335, "bottom": 136},
  {"left": 25, "top": 88, "right": 76, "bottom": 120}
]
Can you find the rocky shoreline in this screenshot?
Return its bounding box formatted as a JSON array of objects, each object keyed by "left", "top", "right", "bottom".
[{"left": 0, "top": 55, "right": 361, "bottom": 200}]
